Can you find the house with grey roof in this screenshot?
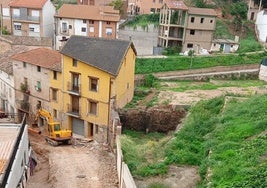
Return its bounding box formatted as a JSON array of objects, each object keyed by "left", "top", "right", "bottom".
[{"left": 59, "top": 35, "right": 136, "bottom": 143}]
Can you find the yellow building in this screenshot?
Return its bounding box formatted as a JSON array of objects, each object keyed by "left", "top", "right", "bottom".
[{"left": 59, "top": 35, "right": 136, "bottom": 143}]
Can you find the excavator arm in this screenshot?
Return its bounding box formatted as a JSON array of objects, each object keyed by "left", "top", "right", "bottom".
[{"left": 35, "top": 108, "right": 54, "bottom": 123}]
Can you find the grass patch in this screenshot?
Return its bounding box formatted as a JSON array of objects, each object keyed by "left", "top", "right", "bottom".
[
  {"left": 122, "top": 93, "right": 267, "bottom": 186},
  {"left": 164, "top": 80, "right": 267, "bottom": 92},
  {"left": 121, "top": 130, "right": 170, "bottom": 177},
  {"left": 135, "top": 52, "right": 266, "bottom": 74}
]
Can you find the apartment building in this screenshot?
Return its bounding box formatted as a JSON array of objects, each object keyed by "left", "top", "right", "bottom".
[
  {"left": 59, "top": 35, "right": 136, "bottom": 142},
  {"left": 9, "top": 0, "right": 55, "bottom": 37},
  {"left": 11, "top": 48, "right": 61, "bottom": 124},
  {"left": 158, "top": 0, "right": 217, "bottom": 53},
  {"left": 54, "top": 4, "right": 120, "bottom": 50}
]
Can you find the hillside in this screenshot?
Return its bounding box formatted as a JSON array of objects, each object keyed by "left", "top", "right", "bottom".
[{"left": 121, "top": 79, "right": 267, "bottom": 187}]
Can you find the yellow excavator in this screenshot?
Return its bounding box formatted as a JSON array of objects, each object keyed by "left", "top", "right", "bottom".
[{"left": 35, "top": 108, "right": 72, "bottom": 146}]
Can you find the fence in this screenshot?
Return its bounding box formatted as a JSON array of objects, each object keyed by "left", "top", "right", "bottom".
[{"left": 116, "top": 137, "right": 137, "bottom": 188}]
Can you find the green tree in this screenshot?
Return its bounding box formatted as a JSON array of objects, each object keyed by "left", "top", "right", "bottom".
[
  {"left": 230, "top": 2, "right": 248, "bottom": 31},
  {"left": 110, "top": 0, "right": 124, "bottom": 15}
]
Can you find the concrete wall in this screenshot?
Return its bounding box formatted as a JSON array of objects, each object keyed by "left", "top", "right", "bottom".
[
  {"left": 42, "top": 0, "right": 56, "bottom": 38},
  {"left": 118, "top": 24, "right": 158, "bottom": 56}
]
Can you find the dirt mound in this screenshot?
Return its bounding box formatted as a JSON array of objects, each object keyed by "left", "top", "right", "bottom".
[{"left": 119, "top": 105, "right": 187, "bottom": 133}]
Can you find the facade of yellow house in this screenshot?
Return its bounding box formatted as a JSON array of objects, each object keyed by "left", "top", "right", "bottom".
[{"left": 60, "top": 36, "right": 136, "bottom": 143}]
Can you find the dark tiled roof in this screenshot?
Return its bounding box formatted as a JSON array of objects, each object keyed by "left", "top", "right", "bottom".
[{"left": 60, "top": 36, "right": 136, "bottom": 76}]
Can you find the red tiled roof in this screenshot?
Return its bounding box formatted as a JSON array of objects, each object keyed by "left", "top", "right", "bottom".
[
  {"left": 188, "top": 7, "right": 217, "bottom": 16},
  {"left": 9, "top": 0, "right": 48, "bottom": 9},
  {"left": 11, "top": 48, "right": 61, "bottom": 71},
  {"left": 165, "top": 0, "right": 188, "bottom": 10},
  {"left": 56, "top": 4, "right": 120, "bottom": 22}
]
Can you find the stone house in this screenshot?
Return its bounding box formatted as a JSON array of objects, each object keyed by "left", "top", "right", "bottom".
[{"left": 11, "top": 48, "right": 61, "bottom": 125}]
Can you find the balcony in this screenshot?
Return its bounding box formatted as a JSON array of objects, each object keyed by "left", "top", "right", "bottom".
[
  {"left": 66, "top": 104, "right": 80, "bottom": 117},
  {"left": 67, "top": 82, "right": 81, "bottom": 95},
  {"left": 16, "top": 100, "right": 30, "bottom": 112},
  {"left": 1, "top": 92, "right": 7, "bottom": 100},
  {"left": 12, "top": 15, "right": 40, "bottom": 22}
]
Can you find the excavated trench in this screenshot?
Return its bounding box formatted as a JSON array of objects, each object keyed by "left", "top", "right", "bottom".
[{"left": 119, "top": 105, "right": 187, "bottom": 133}]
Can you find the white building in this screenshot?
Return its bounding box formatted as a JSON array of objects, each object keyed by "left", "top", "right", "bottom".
[
  {"left": 256, "top": 10, "right": 267, "bottom": 44},
  {"left": 0, "top": 117, "right": 35, "bottom": 188}
]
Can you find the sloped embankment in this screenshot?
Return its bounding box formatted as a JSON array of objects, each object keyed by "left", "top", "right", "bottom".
[{"left": 119, "top": 105, "right": 187, "bottom": 133}]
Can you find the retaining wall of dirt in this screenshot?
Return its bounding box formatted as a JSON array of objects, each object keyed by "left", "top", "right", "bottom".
[{"left": 119, "top": 105, "right": 187, "bottom": 133}]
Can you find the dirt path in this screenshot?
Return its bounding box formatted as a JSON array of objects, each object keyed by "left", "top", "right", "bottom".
[{"left": 27, "top": 132, "right": 118, "bottom": 188}]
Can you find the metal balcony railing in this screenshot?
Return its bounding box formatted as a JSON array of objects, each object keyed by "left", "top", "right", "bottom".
[
  {"left": 67, "top": 82, "right": 81, "bottom": 95},
  {"left": 67, "top": 103, "right": 80, "bottom": 117}
]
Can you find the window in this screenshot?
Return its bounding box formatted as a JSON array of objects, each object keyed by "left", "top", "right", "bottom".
[
  {"left": 89, "top": 77, "right": 98, "bottom": 92},
  {"left": 53, "top": 109, "right": 57, "bottom": 119},
  {"left": 106, "top": 21, "right": 110, "bottom": 25},
  {"left": 153, "top": 0, "right": 155, "bottom": 2},
  {"left": 53, "top": 71, "right": 57, "bottom": 80},
  {"left": 210, "top": 20, "right": 213, "bottom": 23},
  {"left": 191, "top": 17, "right": 195, "bottom": 23},
  {"left": 159, "top": 0, "right": 163, "bottom": 3},
  {"left": 36, "top": 81, "right": 41, "bottom": 91},
  {"left": 106, "top": 28, "right": 112, "bottom": 36},
  {"left": 187, "top": 43, "right": 193, "bottom": 48},
  {"left": 150, "top": 8, "right": 155, "bottom": 13},
  {"left": 89, "top": 20, "right": 94, "bottom": 24},
  {"left": 69, "top": 25, "right": 72, "bottom": 29},
  {"left": 14, "top": 23, "right": 21, "bottom": 30},
  {"left": 190, "top": 30, "right": 195, "bottom": 35},
  {"left": 13, "top": 9, "right": 20, "bottom": 16},
  {"left": 37, "top": 66, "right": 41, "bottom": 72},
  {"left": 73, "top": 59, "right": 77, "bottom": 67},
  {"left": 89, "top": 27, "right": 94, "bottom": 33},
  {"left": 200, "top": 18, "right": 204, "bottom": 23},
  {"left": 29, "top": 24, "right": 40, "bottom": 33},
  {"left": 88, "top": 100, "right": 98, "bottom": 115},
  {"left": 81, "top": 27, "right": 86, "bottom": 32},
  {"left": 83, "top": 19, "right": 86, "bottom": 24},
  {"left": 3, "top": 8, "right": 10, "bottom": 16},
  {"left": 62, "top": 22, "right": 67, "bottom": 33},
  {"left": 52, "top": 89, "right": 58, "bottom": 101},
  {"left": 31, "top": 10, "right": 39, "bottom": 17},
  {"left": 23, "top": 62, "right": 26, "bottom": 68}
]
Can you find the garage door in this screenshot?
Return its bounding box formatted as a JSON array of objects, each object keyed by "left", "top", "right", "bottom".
[{"left": 72, "top": 118, "right": 84, "bottom": 136}]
